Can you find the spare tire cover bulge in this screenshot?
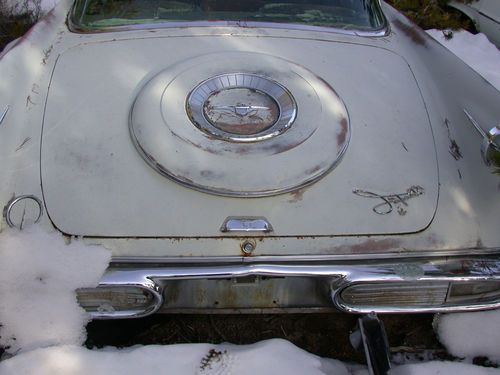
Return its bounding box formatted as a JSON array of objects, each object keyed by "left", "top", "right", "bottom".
[{"left": 130, "top": 52, "right": 350, "bottom": 197}]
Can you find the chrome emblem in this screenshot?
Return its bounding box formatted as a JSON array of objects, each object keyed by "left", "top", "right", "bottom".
[{"left": 187, "top": 73, "right": 297, "bottom": 142}]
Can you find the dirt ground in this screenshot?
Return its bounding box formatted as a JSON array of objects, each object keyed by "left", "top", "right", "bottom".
[{"left": 85, "top": 313, "right": 444, "bottom": 364}]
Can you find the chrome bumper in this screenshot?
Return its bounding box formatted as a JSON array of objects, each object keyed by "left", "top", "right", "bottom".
[{"left": 82, "top": 254, "right": 500, "bottom": 319}]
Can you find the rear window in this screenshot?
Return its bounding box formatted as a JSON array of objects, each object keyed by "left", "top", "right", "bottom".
[{"left": 70, "top": 0, "right": 386, "bottom": 32}]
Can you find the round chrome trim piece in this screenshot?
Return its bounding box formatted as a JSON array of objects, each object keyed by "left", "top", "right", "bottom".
[
  {"left": 186, "top": 73, "right": 297, "bottom": 142},
  {"left": 3, "top": 195, "right": 43, "bottom": 229}
]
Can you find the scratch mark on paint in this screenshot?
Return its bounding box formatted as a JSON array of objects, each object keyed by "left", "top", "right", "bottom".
[
  {"left": 444, "top": 118, "right": 463, "bottom": 160},
  {"left": 16, "top": 137, "right": 31, "bottom": 151},
  {"left": 26, "top": 96, "right": 35, "bottom": 108}
]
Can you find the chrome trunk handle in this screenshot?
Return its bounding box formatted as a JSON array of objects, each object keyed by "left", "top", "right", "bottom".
[{"left": 220, "top": 217, "right": 273, "bottom": 233}]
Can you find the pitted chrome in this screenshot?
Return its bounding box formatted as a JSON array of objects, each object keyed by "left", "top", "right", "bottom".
[
  {"left": 186, "top": 73, "right": 297, "bottom": 142},
  {"left": 87, "top": 254, "right": 500, "bottom": 318}
]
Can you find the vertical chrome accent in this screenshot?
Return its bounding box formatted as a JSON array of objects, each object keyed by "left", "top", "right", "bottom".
[
  {"left": 463, "top": 109, "right": 487, "bottom": 138},
  {"left": 0, "top": 105, "right": 9, "bottom": 126}
]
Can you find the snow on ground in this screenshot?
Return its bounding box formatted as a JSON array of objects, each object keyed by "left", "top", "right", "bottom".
[
  {"left": 426, "top": 29, "right": 500, "bottom": 91},
  {"left": 390, "top": 361, "right": 500, "bottom": 375},
  {"left": 0, "top": 339, "right": 351, "bottom": 375},
  {"left": 435, "top": 310, "right": 500, "bottom": 362},
  {"left": 0, "top": 226, "right": 111, "bottom": 354}
]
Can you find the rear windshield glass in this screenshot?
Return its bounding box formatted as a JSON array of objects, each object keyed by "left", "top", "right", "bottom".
[{"left": 71, "top": 0, "right": 386, "bottom": 32}]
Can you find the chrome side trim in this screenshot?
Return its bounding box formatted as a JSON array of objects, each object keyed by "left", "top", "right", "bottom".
[
  {"left": 68, "top": 19, "right": 389, "bottom": 37},
  {"left": 92, "top": 254, "right": 500, "bottom": 318}
]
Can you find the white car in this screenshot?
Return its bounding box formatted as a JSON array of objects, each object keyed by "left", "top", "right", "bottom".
[
  {"left": 1, "top": 0, "right": 499, "bottom": 319},
  {"left": 449, "top": 0, "right": 500, "bottom": 47}
]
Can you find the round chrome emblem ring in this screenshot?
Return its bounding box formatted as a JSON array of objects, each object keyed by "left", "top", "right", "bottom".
[{"left": 186, "top": 73, "right": 297, "bottom": 142}]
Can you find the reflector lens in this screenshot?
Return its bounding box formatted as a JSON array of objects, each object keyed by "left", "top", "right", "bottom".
[
  {"left": 447, "top": 281, "right": 500, "bottom": 304},
  {"left": 76, "top": 286, "right": 154, "bottom": 313},
  {"left": 340, "top": 282, "right": 450, "bottom": 308}
]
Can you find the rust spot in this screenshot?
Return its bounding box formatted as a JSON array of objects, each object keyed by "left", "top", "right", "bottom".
[
  {"left": 240, "top": 239, "right": 256, "bottom": 256},
  {"left": 392, "top": 19, "right": 427, "bottom": 47},
  {"left": 337, "top": 117, "right": 348, "bottom": 146},
  {"left": 200, "top": 170, "right": 225, "bottom": 179},
  {"left": 348, "top": 238, "right": 401, "bottom": 253},
  {"left": 288, "top": 189, "right": 304, "bottom": 203},
  {"left": 287, "top": 187, "right": 307, "bottom": 203}
]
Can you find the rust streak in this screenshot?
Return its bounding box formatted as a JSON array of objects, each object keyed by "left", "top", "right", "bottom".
[
  {"left": 337, "top": 117, "right": 348, "bottom": 147},
  {"left": 392, "top": 19, "right": 427, "bottom": 47},
  {"left": 348, "top": 238, "right": 401, "bottom": 253},
  {"left": 288, "top": 189, "right": 305, "bottom": 203}
]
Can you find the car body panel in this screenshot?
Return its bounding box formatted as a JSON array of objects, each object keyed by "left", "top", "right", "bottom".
[{"left": 41, "top": 36, "right": 438, "bottom": 237}]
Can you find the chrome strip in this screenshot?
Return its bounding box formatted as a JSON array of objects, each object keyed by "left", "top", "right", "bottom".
[
  {"left": 464, "top": 108, "right": 487, "bottom": 138},
  {"left": 68, "top": 19, "right": 389, "bottom": 37},
  {"left": 92, "top": 254, "right": 500, "bottom": 318},
  {"left": 0, "top": 105, "right": 9, "bottom": 126}
]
